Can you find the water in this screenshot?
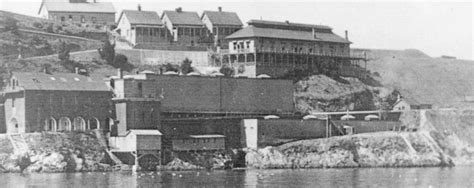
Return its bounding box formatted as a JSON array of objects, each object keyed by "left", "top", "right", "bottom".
[{"left": 1, "top": 166, "right": 473, "bottom": 187}]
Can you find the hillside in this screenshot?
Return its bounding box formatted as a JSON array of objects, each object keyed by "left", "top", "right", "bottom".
[
  {"left": 0, "top": 10, "right": 105, "bottom": 60},
  {"left": 357, "top": 48, "right": 474, "bottom": 108}
]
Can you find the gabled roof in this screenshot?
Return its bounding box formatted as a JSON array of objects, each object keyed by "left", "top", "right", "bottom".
[
  {"left": 202, "top": 11, "right": 243, "bottom": 26},
  {"left": 225, "top": 26, "right": 350, "bottom": 43},
  {"left": 38, "top": 0, "right": 115, "bottom": 14},
  {"left": 11, "top": 72, "right": 110, "bottom": 91},
  {"left": 118, "top": 10, "right": 163, "bottom": 26},
  {"left": 162, "top": 10, "right": 204, "bottom": 26}
]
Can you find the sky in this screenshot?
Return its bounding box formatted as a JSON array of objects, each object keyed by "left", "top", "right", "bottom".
[{"left": 1, "top": 0, "right": 473, "bottom": 60}]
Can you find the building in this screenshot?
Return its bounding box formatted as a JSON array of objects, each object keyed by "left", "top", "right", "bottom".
[
  {"left": 107, "top": 70, "right": 162, "bottom": 170},
  {"left": 216, "top": 20, "right": 365, "bottom": 78},
  {"left": 171, "top": 134, "right": 225, "bottom": 151},
  {"left": 201, "top": 7, "right": 243, "bottom": 48},
  {"left": 116, "top": 7, "right": 172, "bottom": 46},
  {"left": 108, "top": 129, "right": 162, "bottom": 170},
  {"left": 162, "top": 8, "right": 210, "bottom": 47},
  {"left": 108, "top": 71, "right": 294, "bottom": 117},
  {"left": 2, "top": 71, "right": 113, "bottom": 134},
  {"left": 38, "top": 0, "right": 115, "bottom": 25},
  {"left": 392, "top": 96, "right": 432, "bottom": 111}
]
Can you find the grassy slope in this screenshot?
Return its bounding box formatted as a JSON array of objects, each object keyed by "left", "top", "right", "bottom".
[{"left": 359, "top": 48, "right": 474, "bottom": 108}]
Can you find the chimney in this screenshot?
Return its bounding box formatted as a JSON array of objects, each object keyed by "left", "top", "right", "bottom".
[
  {"left": 345, "top": 30, "right": 348, "bottom": 41},
  {"left": 75, "top": 67, "right": 79, "bottom": 74},
  {"left": 218, "top": 6, "right": 222, "bottom": 12},
  {"left": 176, "top": 7, "right": 182, "bottom": 12},
  {"left": 117, "top": 68, "right": 123, "bottom": 79},
  {"left": 138, "top": 4, "right": 142, "bottom": 11}
]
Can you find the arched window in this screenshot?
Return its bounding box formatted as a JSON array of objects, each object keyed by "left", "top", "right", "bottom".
[
  {"left": 73, "top": 117, "right": 86, "bottom": 131},
  {"left": 58, "top": 117, "right": 71, "bottom": 131},
  {"left": 88, "top": 118, "right": 100, "bottom": 129},
  {"left": 44, "top": 117, "right": 57, "bottom": 132}
]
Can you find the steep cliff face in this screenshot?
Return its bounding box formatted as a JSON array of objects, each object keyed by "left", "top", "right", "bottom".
[{"left": 245, "top": 109, "right": 474, "bottom": 169}]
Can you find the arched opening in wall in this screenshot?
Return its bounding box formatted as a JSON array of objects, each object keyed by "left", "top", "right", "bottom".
[
  {"left": 58, "top": 117, "right": 71, "bottom": 131},
  {"left": 44, "top": 117, "right": 57, "bottom": 132},
  {"left": 9, "top": 118, "right": 19, "bottom": 133},
  {"left": 73, "top": 117, "right": 86, "bottom": 131},
  {"left": 89, "top": 118, "right": 100, "bottom": 130}
]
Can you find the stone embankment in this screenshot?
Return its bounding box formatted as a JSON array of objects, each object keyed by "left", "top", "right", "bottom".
[{"left": 245, "top": 109, "right": 474, "bottom": 169}]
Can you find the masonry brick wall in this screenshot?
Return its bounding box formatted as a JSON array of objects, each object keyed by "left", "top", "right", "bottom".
[
  {"left": 23, "top": 90, "right": 113, "bottom": 132},
  {"left": 119, "top": 75, "right": 294, "bottom": 113}
]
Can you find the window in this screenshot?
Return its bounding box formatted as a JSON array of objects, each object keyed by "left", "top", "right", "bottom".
[
  {"left": 309, "top": 48, "right": 313, "bottom": 53},
  {"left": 246, "top": 41, "right": 250, "bottom": 49},
  {"left": 91, "top": 17, "right": 96, "bottom": 24},
  {"left": 233, "top": 42, "right": 237, "bottom": 50},
  {"left": 61, "top": 16, "right": 65, "bottom": 22},
  {"left": 80, "top": 15, "right": 85, "bottom": 23},
  {"left": 68, "top": 15, "right": 73, "bottom": 21},
  {"left": 137, "top": 83, "right": 143, "bottom": 97}
]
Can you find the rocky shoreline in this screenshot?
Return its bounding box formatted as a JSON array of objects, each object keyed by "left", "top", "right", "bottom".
[
  {"left": 1, "top": 110, "right": 473, "bottom": 173},
  {"left": 245, "top": 132, "right": 454, "bottom": 169}
]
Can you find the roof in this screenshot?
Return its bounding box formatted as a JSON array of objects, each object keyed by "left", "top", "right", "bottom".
[
  {"left": 173, "top": 134, "right": 226, "bottom": 139},
  {"left": 39, "top": 0, "right": 115, "bottom": 14},
  {"left": 128, "top": 129, "right": 162, "bottom": 136},
  {"left": 162, "top": 10, "right": 204, "bottom": 26},
  {"left": 248, "top": 20, "right": 332, "bottom": 30},
  {"left": 189, "top": 134, "right": 225, "bottom": 138},
  {"left": 118, "top": 10, "right": 163, "bottom": 26},
  {"left": 11, "top": 72, "right": 110, "bottom": 91},
  {"left": 202, "top": 11, "right": 243, "bottom": 26},
  {"left": 225, "top": 26, "right": 350, "bottom": 43}
]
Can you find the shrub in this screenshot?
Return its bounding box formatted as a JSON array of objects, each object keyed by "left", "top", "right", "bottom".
[
  {"left": 219, "top": 65, "right": 235, "bottom": 77},
  {"left": 33, "top": 22, "right": 43, "bottom": 28},
  {"left": 4, "top": 17, "right": 19, "bottom": 35},
  {"left": 45, "top": 24, "right": 55, "bottom": 33},
  {"left": 180, "top": 58, "right": 193, "bottom": 74},
  {"left": 57, "top": 41, "right": 70, "bottom": 62},
  {"left": 109, "top": 54, "right": 134, "bottom": 71},
  {"left": 98, "top": 40, "right": 115, "bottom": 64},
  {"left": 163, "top": 63, "right": 179, "bottom": 72}
]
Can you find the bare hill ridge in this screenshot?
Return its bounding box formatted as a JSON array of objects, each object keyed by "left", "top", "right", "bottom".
[{"left": 357, "top": 48, "right": 474, "bottom": 108}]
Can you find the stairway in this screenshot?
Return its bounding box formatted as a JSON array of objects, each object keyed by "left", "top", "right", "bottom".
[
  {"left": 8, "top": 134, "right": 29, "bottom": 155},
  {"left": 93, "top": 130, "right": 123, "bottom": 165}
]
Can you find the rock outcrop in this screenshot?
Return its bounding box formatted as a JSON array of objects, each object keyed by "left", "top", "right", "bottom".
[
  {"left": 246, "top": 132, "right": 452, "bottom": 169},
  {"left": 0, "top": 132, "right": 111, "bottom": 173}
]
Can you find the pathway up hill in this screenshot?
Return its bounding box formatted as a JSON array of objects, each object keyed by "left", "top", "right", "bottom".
[{"left": 245, "top": 109, "right": 474, "bottom": 169}]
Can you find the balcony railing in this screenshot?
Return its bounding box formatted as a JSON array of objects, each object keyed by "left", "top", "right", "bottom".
[{"left": 219, "top": 49, "right": 367, "bottom": 59}]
